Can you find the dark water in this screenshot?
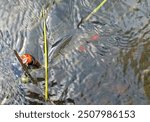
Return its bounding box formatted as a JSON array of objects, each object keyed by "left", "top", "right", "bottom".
[{"left": 0, "top": 0, "right": 149, "bottom": 105}]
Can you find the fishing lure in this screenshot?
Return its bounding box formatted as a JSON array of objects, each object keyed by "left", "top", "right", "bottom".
[
  {"left": 20, "top": 54, "right": 41, "bottom": 69},
  {"left": 14, "top": 50, "right": 38, "bottom": 84}
]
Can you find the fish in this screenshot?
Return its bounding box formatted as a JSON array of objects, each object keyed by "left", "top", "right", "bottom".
[{"left": 49, "top": 35, "right": 73, "bottom": 62}]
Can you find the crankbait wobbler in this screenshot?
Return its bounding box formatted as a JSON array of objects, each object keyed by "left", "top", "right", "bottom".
[{"left": 20, "top": 54, "right": 41, "bottom": 69}]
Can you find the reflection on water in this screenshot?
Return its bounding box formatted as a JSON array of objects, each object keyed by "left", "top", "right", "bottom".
[{"left": 0, "top": 0, "right": 150, "bottom": 104}]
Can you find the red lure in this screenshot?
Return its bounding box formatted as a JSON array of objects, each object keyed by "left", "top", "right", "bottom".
[{"left": 20, "top": 54, "right": 41, "bottom": 69}]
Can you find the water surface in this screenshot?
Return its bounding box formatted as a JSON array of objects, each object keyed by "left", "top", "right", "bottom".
[{"left": 0, "top": 0, "right": 149, "bottom": 104}]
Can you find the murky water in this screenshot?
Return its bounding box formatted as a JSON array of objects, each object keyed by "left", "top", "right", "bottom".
[{"left": 0, "top": 0, "right": 149, "bottom": 105}]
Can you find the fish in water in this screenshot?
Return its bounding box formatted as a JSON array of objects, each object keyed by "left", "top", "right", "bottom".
[{"left": 49, "top": 35, "right": 73, "bottom": 62}]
